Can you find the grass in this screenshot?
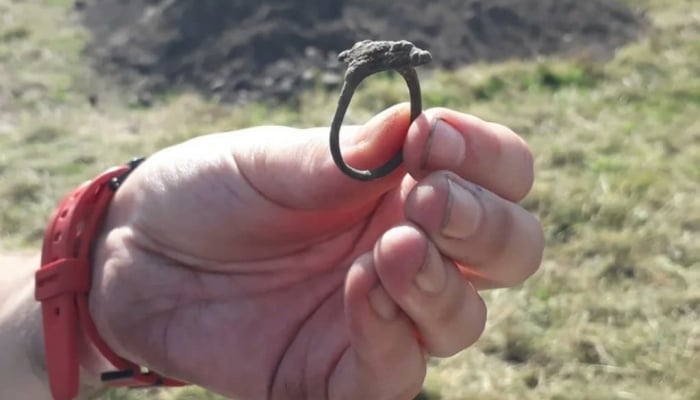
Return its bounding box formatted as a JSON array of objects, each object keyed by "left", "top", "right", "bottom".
[{"left": 1, "top": 0, "right": 698, "bottom": 399}]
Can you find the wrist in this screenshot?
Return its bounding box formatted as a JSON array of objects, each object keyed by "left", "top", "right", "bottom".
[
  {"left": 0, "top": 257, "right": 106, "bottom": 400},
  {"left": 0, "top": 254, "right": 106, "bottom": 399},
  {"left": 0, "top": 256, "right": 50, "bottom": 399}
]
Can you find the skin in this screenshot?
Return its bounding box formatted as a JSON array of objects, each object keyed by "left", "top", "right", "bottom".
[{"left": 0, "top": 104, "right": 543, "bottom": 400}]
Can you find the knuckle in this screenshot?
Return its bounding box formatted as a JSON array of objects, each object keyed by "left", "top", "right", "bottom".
[
  {"left": 504, "top": 261, "right": 539, "bottom": 287},
  {"left": 512, "top": 140, "right": 536, "bottom": 201},
  {"left": 489, "top": 121, "right": 517, "bottom": 137},
  {"left": 428, "top": 275, "right": 487, "bottom": 357},
  {"left": 493, "top": 206, "right": 543, "bottom": 287}
]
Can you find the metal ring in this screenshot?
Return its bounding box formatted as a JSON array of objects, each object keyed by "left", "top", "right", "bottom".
[
  {"left": 329, "top": 68, "right": 423, "bottom": 181},
  {"left": 328, "top": 40, "right": 431, "bottom": 182}
]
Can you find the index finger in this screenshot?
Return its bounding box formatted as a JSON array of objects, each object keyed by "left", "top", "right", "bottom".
[{"left": 403, "top": 108, "right": 535, "bottom": 202}]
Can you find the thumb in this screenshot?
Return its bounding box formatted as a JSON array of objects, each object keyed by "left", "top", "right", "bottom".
[{"left": 232, "top": 103, "right": 412, "bottom": 210}]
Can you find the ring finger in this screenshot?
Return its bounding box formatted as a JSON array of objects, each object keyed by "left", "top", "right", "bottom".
[{"left": 373, "top": 224, "right": 487, "bottom": 357}]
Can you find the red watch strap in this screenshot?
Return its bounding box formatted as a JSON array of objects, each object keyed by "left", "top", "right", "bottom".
[{"left": 35, "top": 160, "right": 185, "bottom": 400}]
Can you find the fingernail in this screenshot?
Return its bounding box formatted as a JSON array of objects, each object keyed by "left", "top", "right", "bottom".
[
  {"left": 368, "top": 284, "right": 398, "bottom": 321},
  {"left": 415, "top": 245, "right": 446, "bottom": 294},
  {"left": 422, "top": 118, "right": 466, "bottom": 171},
  {"left": 442, "top": 179, "right": 483, "bottom": 240}
]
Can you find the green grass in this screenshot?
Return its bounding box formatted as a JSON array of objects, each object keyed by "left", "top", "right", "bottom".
[{"left": 1, "top": 0, "right": 699, "bottom": 399}]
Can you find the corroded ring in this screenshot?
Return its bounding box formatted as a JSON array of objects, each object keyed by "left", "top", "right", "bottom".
[{"left": 329, "top": 40, "right": 432, "bottom": 181}]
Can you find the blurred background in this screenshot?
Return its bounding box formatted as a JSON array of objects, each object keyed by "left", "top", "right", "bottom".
[{"left": 1, "top": 0, "right": 698, "bottom": 399}]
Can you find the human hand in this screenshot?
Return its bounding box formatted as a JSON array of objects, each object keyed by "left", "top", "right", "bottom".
[{"left": 89, "top": 104, "right": 543, "bottom": 399}]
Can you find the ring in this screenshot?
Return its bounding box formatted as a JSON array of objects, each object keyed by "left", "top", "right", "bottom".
[{"left": 329, "top": 40, "right": 432, "bottom": 181}]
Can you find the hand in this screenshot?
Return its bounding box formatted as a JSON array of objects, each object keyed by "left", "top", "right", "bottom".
[{"left": 90, "top": 104, "right": 543, "bottom": 399}]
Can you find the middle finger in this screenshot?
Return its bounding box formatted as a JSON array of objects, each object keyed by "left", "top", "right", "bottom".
[{"left": 404, "top": 171, "right": 544, "bottom": 289}]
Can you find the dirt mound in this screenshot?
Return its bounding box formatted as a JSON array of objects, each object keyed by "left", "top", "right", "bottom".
[{"left": 80, "top": 0, "right": 645, "bottom": 104}]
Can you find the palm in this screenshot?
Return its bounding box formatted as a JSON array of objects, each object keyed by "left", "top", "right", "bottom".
[{"left": 94, "top": 128, "right": 410, "bottom": 398}]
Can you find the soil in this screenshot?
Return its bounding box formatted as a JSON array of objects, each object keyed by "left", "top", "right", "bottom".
[{"left": 79, "top": 0, "right": 646, "bottom": 104}]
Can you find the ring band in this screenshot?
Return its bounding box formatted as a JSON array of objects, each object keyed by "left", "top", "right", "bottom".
[{"left": 329, "top": 40, "right": 431, "bottom": 181}]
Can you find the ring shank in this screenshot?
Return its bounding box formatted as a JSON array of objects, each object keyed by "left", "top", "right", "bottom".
[{"left": 329, "top": 67, "right": 423, "bottom": 181}]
